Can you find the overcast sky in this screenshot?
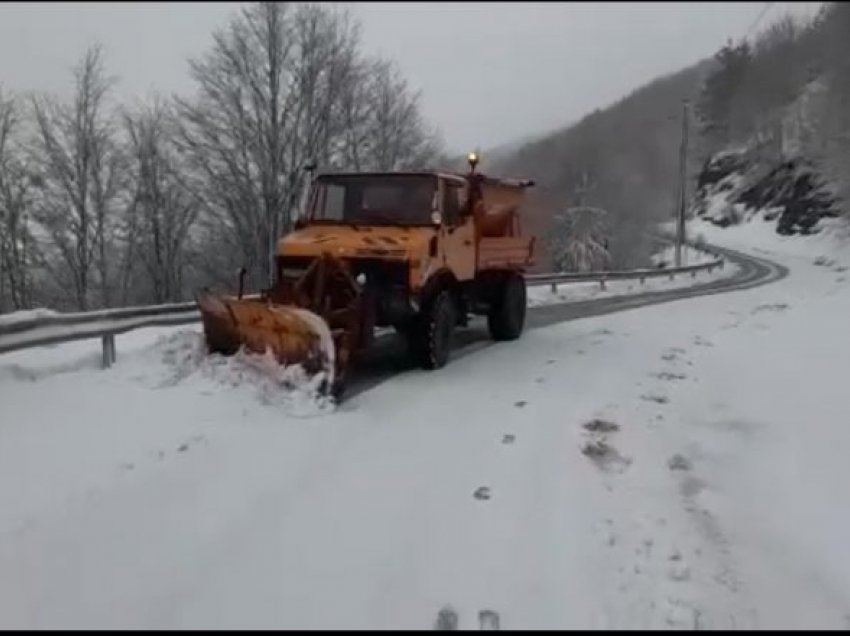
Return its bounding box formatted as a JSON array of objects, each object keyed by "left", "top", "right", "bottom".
[{"left": 0, "top": 2, "right": 823, "bottom": 154}]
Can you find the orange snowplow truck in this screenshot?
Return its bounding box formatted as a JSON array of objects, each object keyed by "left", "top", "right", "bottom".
[{"left": 196, "top": 153, "right": 536, "bottom": 398}]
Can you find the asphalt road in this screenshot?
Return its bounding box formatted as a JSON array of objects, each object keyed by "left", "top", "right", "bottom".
[{"left": 344, "top": 243, "right": 788, "bottom": 400}]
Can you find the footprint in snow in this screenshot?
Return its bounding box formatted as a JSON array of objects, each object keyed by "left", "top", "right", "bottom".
[
  {"left": 582, "top": 418, "right": 620, "bottom": 433},
  {"left": 502, "top": 434, "right": 516, "bottom": 445},
  {"left": 641, "top": 394, "right": 669, "bottom": 405},
  {"left": 434, "top": 606, "right": 458, "bottom": 630},
  {"left": 661, "top": 347, "right": 687, "bottom": 362},
  {"left": 668, "top": 454, "right": 692, "bottom": 471},
  {"left": 668, "top": 563, "right": 691, "bottom": 582},
  {"left": 751, "top": 302, "right": 789, "bottom": 315},
  {"left": 514, "top": 400, "right": 527, "bottom": 408},
  {"left": 655, "top": 371, "right": 687, "bottom": 381},
  {"left": 479, "top": 610, "right": 500, "bottom": 630},
  {"left": 473, "top": 486, "right": 492, "bottom": 501},
  {"left": 581, "top": 439, "right": 631, "bottom": 474}
]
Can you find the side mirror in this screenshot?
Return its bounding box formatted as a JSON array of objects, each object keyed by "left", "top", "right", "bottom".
[
  {"left": 237, "top": 267, "right": 247, "bottom": 299},
  {"left": 431, "top": 211, "right": 443, "bottom": 227}
]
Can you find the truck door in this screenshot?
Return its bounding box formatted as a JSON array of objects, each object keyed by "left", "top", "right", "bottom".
[{"left": 438, "top": 178, "right": 476, "bottom": 281}]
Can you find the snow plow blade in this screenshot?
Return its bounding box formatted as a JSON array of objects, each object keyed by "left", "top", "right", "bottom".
[
  {"left": 195, "top": 253, "right": 364, "bottom": 398},
  {"left": 196, "top": 293, "right": 334, "bottom": 379}
]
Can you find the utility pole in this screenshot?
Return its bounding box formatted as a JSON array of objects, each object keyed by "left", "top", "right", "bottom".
[
  {"left": 575, "top": 171, "right": 595, "bottom": 207},
  {"left": 675, "top": 99, "right": 690, "bottom": 268}
]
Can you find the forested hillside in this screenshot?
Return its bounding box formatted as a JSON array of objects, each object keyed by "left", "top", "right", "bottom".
[
  {"left": 690, "top": 2, "right": 848, "bottom": 236},
  {"left": 492, "top": 60, "right": 713, "bottom": 271},
  {"left": 495, "top": 2, "right": 850, "bottom": 271}
]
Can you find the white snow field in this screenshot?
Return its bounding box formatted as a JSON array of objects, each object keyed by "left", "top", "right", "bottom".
[{"left": 1, "top": 218, "right": 850, "bottom": 629}]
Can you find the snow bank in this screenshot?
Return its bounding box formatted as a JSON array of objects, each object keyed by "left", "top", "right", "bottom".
[
  {"left": 689, "top": 217, "right": 850, "bottom": 265},
  {"left": 154, "top": 330, "right": 335, "bottom": 416},
  {"left": 0, "top": 308, "right": 58, "bottom": 327}
]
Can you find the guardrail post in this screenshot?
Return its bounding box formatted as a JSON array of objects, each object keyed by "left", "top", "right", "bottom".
[
  {"left": 640, "top": 276, "right": 645, "bottom": 285},
  {"left": 101, "top": 333, "right": 116, "bottom": 369},
  {"left": 691, "top": 269, "right": 697, "bottom": 278},
  {"left": 550, "top": 283, "right": 557, "bottom": 294},
  {"left": 599, "top": 277, "right": 606, "bottom": 290}
]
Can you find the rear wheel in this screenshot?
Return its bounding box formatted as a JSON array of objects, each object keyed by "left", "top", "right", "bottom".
[
  {"left": 487, "top": 273, "right": 526, "bottom": 341},
  {"left": 410, "top": 289, "right": 455, "bottom": 369}
]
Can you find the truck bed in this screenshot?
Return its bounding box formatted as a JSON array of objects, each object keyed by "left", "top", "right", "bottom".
[{"left": 478, "top": 236, "right": 534, "bottom": 270}]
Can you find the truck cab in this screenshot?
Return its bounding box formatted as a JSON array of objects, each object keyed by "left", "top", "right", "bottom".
[{"left": 276, "top": 155, "right": 536, "bottom": 370}]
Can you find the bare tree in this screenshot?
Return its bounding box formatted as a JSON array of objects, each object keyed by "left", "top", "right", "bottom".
[
  {"left": 0, "top": 88, "right": 36, "bottom": 311},
  {"left": 123, "top": 97, "right": 200, "bottom": 304},
  {"left": 335, "top": 57, "right": 441, "bottom": 172},
  {"left": 176, "top": 2, "right": 444, "bottom": 290},
  {"left": 175, "top": 2, "right": 361, "bottom": 290},
  {"left": 30, "top": 44, "right": 123, "bottom": 310}
]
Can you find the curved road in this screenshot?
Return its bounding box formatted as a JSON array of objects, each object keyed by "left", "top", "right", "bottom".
[{"left": 347, "top": 243, "right": 788, "bottom": 398}]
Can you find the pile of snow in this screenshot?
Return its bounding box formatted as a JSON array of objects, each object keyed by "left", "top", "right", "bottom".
[{"left": 153, "top": 330, "right": 335, "bottom": 416}]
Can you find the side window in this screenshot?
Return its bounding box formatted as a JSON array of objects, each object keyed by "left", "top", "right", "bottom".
[
  {"left": 443, "top": 182, "right": 462, "bottom": 225},
  {"left": 319, "top": 183, "right": 345, "bottom": 221}
]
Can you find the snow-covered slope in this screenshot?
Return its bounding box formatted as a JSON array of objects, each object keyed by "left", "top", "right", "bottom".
[
  {"left": 1, "top": 223, "right": 850, "bottom": 629},
  {"left": 690, "top": 146, "right": 839, "bottom": 235}
]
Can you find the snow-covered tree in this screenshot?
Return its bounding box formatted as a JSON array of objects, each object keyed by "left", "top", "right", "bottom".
[{"left": 549, "top": 205, "right": 611, "bottom": 273}]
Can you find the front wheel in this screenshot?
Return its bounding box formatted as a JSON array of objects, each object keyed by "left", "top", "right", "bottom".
[
  {"left": 487, "top": 273, "right": 526, "bottom": 341},
  {"left": 409, "top": 289, "right": 455, "bottom": 370}
]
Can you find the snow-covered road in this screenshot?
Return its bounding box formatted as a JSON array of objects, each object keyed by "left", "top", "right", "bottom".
[{"left": 1, "top": 220, "right": 850, "bottom": 629}]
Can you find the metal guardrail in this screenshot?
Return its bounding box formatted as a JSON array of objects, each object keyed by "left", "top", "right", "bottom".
[
  {"left": 528, "top": 250, "right": 725, "bottom": 292},
  {"left": 0, "top": 248, "right": 724, "bottom": 368}
]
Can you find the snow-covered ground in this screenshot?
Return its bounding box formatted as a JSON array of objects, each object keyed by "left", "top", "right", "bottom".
[{"left": 2, "top": 219, "right": 850, "bottom": 629}]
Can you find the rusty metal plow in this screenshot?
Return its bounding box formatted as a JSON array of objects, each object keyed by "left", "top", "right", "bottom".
[{"left": 195, "top": 253, "right": 363, "bottom": 398}]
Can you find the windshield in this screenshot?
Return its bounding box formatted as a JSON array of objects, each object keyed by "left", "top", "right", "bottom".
[{"left": 309, "top": 175, "right": 437, "bottom": 226}]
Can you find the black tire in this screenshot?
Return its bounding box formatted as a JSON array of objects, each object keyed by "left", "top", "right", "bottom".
[
  {"left": 410, "top": 289, "right": 455, "bottom": 370},
  {"left": 487, "top": 273, "right": 526, "bottom": 341}
]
